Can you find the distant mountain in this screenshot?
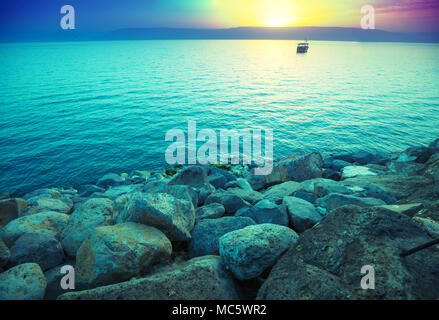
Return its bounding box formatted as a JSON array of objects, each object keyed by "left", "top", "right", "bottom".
[{"left": 1, "top": 27, "right": 438, "bottom": 43}]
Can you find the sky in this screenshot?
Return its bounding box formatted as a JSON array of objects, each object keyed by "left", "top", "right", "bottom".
[{"left": 0, "top": 0, "right": 438, "bottom": 33}]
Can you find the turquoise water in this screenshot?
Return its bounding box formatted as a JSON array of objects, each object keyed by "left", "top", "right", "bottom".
[{"left": 1, "top": 40, "right": 439, "bottom": 195}]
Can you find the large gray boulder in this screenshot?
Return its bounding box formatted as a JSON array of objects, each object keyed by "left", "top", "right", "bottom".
[
  {"left": 195, "top": 203, "right": 225, "bottom": 221},
  {"left": 283, "top": 196, "right": 323, "bottom": 232},
  {"left": 0, "top": 263, "right": 46, "bottom": 300},
  {"left": 188, "top": 217, "right": 256, "bottom": 258},
  {"left": 169, "top": 166, "right": 211, "bottom": 190},
  {"left": 205, "top": 190, "right": 248, "bottom": 214},
  {"left": 144, "top": 181, "right": 198, "bottom": 208},
  {"left": 75, "top": 222, "right": 172, "bottom": 288},
  {"left": 262, "top": 181, "right": 303, "bottom": 204},
  {"left": 1, "top": 211, "right": 69, "bottom": 247},
  {"left": 315, "top": 193, "right": 386, "bottom": 212},
  {"left": 219, "top": 224, "right": 298, "bottom": 280},
  {"left": 59, "top": 256, "right": 239, "bottom": 300},
  {"left": 117, "top": 192, "right": 195, "bottom": 241},
  {"left": 247, "top": 153, "right": 323, "bottom": 189},
  {"left": 61, "top": 198, "right": 115, "bottom": 257},
  {"left": 9, "top": 233, "right": 65, "bottom": 271},
  {"left": 257, "top": 205, "right": 439, "bottom": 300},
  {"left": 236, "top": 200, "right": 289, "bottom": 226}
]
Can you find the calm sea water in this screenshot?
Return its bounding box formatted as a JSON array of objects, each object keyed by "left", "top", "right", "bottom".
[{"left": 1, "top": 40, "right": 439, "bottom": 195}]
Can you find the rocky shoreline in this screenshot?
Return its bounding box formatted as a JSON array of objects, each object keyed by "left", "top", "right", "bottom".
[{"left": 1, "top": 139, "right": 439, "bottom": 300}]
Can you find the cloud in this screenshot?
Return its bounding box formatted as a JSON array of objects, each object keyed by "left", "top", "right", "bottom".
[{"left": 376, "top": 0, "right": 439, "bottom": 13}]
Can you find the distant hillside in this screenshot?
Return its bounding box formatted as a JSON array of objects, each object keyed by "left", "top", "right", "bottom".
[{"left": 1, "top": 27, "right": 438, "bottom": 43}]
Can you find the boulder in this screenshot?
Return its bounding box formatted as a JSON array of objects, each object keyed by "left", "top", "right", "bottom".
[
  {"left": 342, "top": 174, "right": 432, "bottom": 200},
  {"left": 195, "top": 203, "right": 225, "bottom": 221},
  {"left": 341, "top": 166, "right": 378, "bottom": 179},
  {"left": 262, "top": 181, "right": 303, "bottom": 204},
  {"left": 331, "top": 150, "right": 390, "bottom": 165},
  {"left": 169, "top": 166, "right": 211, "bottom": 189},
  {"left": 387, "top": 161, "right": 424, "bottom": 176},
  {"left": 219, "top": 224, "right": 298, "bottom": 280},
  {"left": 76, "top": 223, "right": 172, "bottom": 288},
  {"left": 9, "top": 233, "right": 65, "bottom": 271},
  {"left": 208, "top": 174, "right": 228, "bottom": 189},
  {"left": 44, "top": 261, "right": 76, "bottom": 300},
  {"left": 350, "top": 183, "right": 397, "bottom": 204},
  {"left": 96, "top": 173, "right": 127, "bottom": 189},
  {"left": 315, "top": 193, "right": 386, "bottom": 212},
  {"left": 0, "top": 239, "right": 10, "bottom": 268},
  {"left": 236, "top": 200, "right": 289, "bottom": 226},
  {"left": 397, "top": 146, "right": 430, "bottom": 163},
  {"left": 21, "top": 197, "right": 72, "bottom": 216},
  {"left": 300, "top": 178, "right": 330, "bottom": 193},
  {"left": 205, "top": 190, "right": 247, "bottom": 214},
  {"left": 1, "top": 211, "right": 69, "bottom": 247},
  {"left": 292, "top": 191, "right": 317, "bottom": 204},
  {"left": 0, "top": 263, "right": 46, "bottom": 300},
  {"left": 77, "top": 184, "right": 105, "bottom": 198},
  {"left": 61, "top": 198, "right": 115, "bottom": 257},
  {"left": 0, "top": 198, "right": 29, "bottom": 227},
  {"left": 313, "top": 179, "right": 356, "bottom": 197},
  {"left": 428, "top": 139, "right": 439, "bottom": 152},
  {"left": 188, "top": 217, "right": 256, "bottom": 258},
  {"left": 100, "top": 184, "right": 143, "bottom": 200},
  {"left": 257, "top": 206, "right": 439, "bottom": 300},
  {"left": 379, "top": 203, "right": 424, "bottom": 217},
  {"left": 144, "top": 181, "right": 198, "bottom": 208},
  {"left": 59, "top": 256, "right": 239, "bottom": 300},
  {"left": 117, "top": 192, "right": 195, "bottom": 241},
  {"left": 226, "top": 188, "right": 263, "bottom": 204},
  {"left": 331, "top": 159, "right": 351, "bottom": 171},
  {"left": 262, "top": 152, "right": 323, "bottom": 186},
  {"left": 283, "top": 196, "right": 322, "bottom": 232},
  {"left": 236, "top": 178, "right": 253, "bottom": 191},
  {"left": 412, "top": 217, "right": 439, "bottom": 238}
]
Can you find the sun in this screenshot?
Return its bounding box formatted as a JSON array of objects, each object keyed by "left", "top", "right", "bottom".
[{"left": 263, "top": 0, "right": 298, "bottom": 27}]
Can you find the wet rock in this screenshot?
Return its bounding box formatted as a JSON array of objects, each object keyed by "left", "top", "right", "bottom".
[
  {"left": 300, "top": 178, "right": 330, "bottom": 193},
  {"left": 283, "top": 196, "right": 322, "bottom": 232},
  {"left": 236, "top": 178, "right": 253, "bottom": 190},
  {"left": 117, "top": 192, "right": 195, "bottom": 241},
  {"left": 188, "top": 216, "right": 255, "bottom": 258},
  {"left": 96, "top": 173, "right": 127, "bottom": 189},
  {"left": 205, "top": 190, "right": 248, "bottom": 214},
  {"left": 428, "top": 139, "right": 439, "bottom": 152},
  {"left": 257, "top": 206, "right": 439, "bottom": 300},
  {"left": 378, "top": 203, "right": 424, "bottom": 217},
  {"left": 322, "top": 169, "right": 341, "bottom": 181},
  {"left": 59, "top": 256, "right": 239, "bottom": 300},
  {"left": 1, "top": 211, "right": 69, "bottom": 247},
  {"left": 341, "top": 166, "right": 378, "bottom": 179},
  {"left": 0, "top": 239, "right": 10, "bottom": 268},
  {"left": 0, "top": 263, "right": 46, "bottom": 300},
  {"left": 77, "top": 184, "right": 105, "bottom": 198},
  {"left": 75, "top": 223, "right": 172, "bottom": 288},
  {"left": 236, "top": 200, "right": 289, "bottom": 226},
  {"left": 331, "top": 159, "right": 351, "bottom": 171},
  {"left": 219, "top": 224, "right": 299, "bottom": 280},
  {"left": 100, "top": 184, "right": 144, "bottom": 200},
  {"left": 332, "top": 150, "right": 390, "bottom": 165},
  {"left": 61, "top": 198, "right": 115, "bottom": 257},
  {"left": 169, "top": 166, "right": 211, "bottom": 190},
  {"left": 262, "top": 181, "right": 303, "bottom": 204},
  {"left": 195, "top": 203, "right": 225, "bottom": 221},
  {"left": 315, "top": 193, "right": 386, "bottom": 212},
  {"left": 10, "top": 233, "right": 64, "bottom": 271},
  {"left": 226, "top": 188, "right": 263, "bottom": 204},
  {"left": 397, "top": 145, "right": 430, "bottom": 163},
  {"left": 0, "top": 198, "right": 29, "bottom": 227}
]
